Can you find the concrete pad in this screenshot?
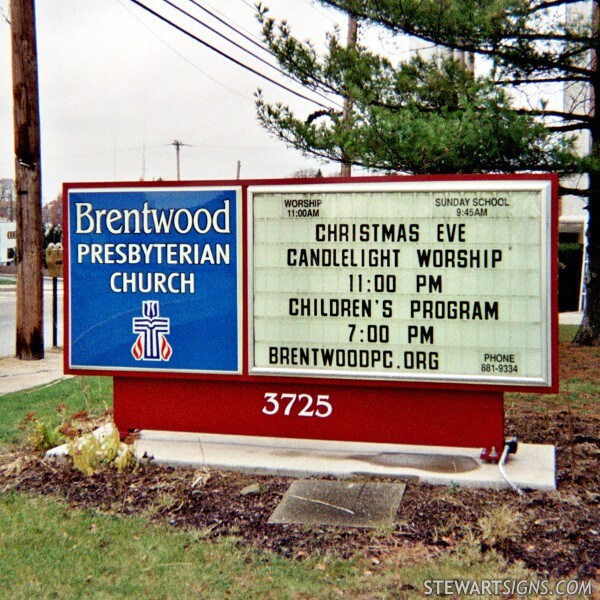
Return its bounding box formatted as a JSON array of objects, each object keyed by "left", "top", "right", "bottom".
[
  {"left": 134, "top": 431, "right": 556, "bottom": 491},
  {"left": 0, "top": 349, "right": 70, "bottom": 396},
  {"left": 268, "top": 479, "right": 406, "bottom": 528},
  {"left": 353, "top": 452, "right": 478, "bottom": 473}
]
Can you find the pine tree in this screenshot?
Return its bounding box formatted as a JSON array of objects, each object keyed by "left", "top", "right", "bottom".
[{"left": 256, "top": 0, "right": 600, "bottom": 345}]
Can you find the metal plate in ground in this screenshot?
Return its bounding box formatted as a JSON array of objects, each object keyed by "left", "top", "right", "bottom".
[{"left": 268, "top": 479, "right": 406, "bottom": 528}]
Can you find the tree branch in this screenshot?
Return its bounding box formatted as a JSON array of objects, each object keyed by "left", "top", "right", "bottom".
[
  {"left": 318, "top": 0, "right": 595, "bottom": 76},
  {"left": 559, "top": 185, "right": 592, "bottom": 196},
  {"left": 496, "top": 76, "right": 589, "bottom": 85},
  {"left": 547, "top": 123, "right": 590, "bottom": 132},
  {"left": 512, "top": 108, "right": 593, "bottom": 122},
  {"left": 530, "top": 0, "right": 590, "bottom": 13}
]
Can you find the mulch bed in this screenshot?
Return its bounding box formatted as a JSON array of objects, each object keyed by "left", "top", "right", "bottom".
[{"left": 1, "top": 343, "right": 598, "bottom": 581}]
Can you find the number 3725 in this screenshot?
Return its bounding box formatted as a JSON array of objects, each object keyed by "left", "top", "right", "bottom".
[{"left": 261, "top": 392, "right": 333, "bottom": 418}]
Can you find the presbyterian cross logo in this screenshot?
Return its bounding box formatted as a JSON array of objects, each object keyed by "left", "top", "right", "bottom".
[{"left": 131, "top": 301, "right": 173, "bottom": 361}]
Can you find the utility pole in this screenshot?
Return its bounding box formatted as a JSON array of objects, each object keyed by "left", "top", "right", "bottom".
[
  {"left": 340, "top": 14, "right": 358, "bottom": 178},
  {"left": 171, "top": 139, "right": 187, "bottom": 180},
  {"left": 11, "top": 0, "right": 44, "bottom": 360},
  {"left": 236, "top": 160, "right": 241, "bottom": 179}
]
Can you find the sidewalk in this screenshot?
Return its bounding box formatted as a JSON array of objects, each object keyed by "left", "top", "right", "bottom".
[{"left": 0, "top": 348, "right": 70, "bottom": 396}]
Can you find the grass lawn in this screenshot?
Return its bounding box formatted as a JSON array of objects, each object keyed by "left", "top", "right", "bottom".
[
  {"left": 1, "top": 491, "right": 371, "bottom": 599},
  {"left": 0, "top": 491, "right": 539, "bottom": 599},
  {"left": 0, "top": 379, "right": 535, "bottom": 598},
  {"left": 0, "top": 326, "right": 597, "bottom": 598},
  {"left": 558, "top": 324, "right": 579, "bottom": 343},
  {"left": 0, "top": 376, "right": 111, "bottom": 447}
]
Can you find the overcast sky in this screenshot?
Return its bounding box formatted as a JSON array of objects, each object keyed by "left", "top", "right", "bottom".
[{"left": 0, "top": 0, "right": 377, "bottom": 205}]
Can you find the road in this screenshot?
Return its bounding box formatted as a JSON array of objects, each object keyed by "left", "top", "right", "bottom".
[{"left": 0, "top": 276, "right": 64, "bottom": 358}]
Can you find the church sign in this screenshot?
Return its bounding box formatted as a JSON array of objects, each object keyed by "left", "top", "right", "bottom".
[
  {"left": 64, "top": 176, "right": 558, "bottom": 450},
  {"left": 66, "top": 186, "right": 242, "bottom": 374}
]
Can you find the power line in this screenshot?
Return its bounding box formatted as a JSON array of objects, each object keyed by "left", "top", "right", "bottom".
[
  {"left": 160, "top": 0, "right": 286, "bottom": 78},
  {"left": 300, "top": 0, "right": 340, "bottom": 25},
  {"left": 230, "top": 0, "right": 345, "bottom": 104},
  {"left": 186, "top": 0, "right": 275, "bottom": 58},
  {"left": 129, "top": 0, "right": 336, "bottom": 110},
  {"left": 116, "top": 0, "right": 249, "bottom": 99},
  {"left": 205, "top": 0, "right": 267, "bottom": 45},
  {"left": 159, "top": 0, "right": 342, "bottom": 109},
  {"left": 238, "top": 0, "right": 256, "bottom": 12},
  {"left": 0, "top": 5, "right": 10, "bottom": 25}
]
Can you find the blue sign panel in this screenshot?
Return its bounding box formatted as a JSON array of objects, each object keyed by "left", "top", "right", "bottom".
[{"left": 67, "top": 186, "right": 242, "bottom": 374}]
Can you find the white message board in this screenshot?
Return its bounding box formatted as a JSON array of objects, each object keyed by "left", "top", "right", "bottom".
[{"left": 249, "top": 179, "right": 554, "bottom": 388}]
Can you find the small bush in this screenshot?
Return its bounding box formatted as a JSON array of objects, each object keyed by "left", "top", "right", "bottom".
[
  {"left": 68, "top": 423, "right": 137, "bottom": 476},
  {"left": 19, "top": 410, "right": 66, "bottom": 452},
  {"left": 29, "top": 420, "right": 65, "bottom": 451}
]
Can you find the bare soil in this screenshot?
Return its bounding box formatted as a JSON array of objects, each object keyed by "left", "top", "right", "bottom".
[{"left": 1, "top": 343, "right": 598, "bottom": 581}]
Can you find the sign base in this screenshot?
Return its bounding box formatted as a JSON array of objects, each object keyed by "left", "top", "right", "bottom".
[{"left": 114, "top": 377, "right": 504, "bottom": 450}]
